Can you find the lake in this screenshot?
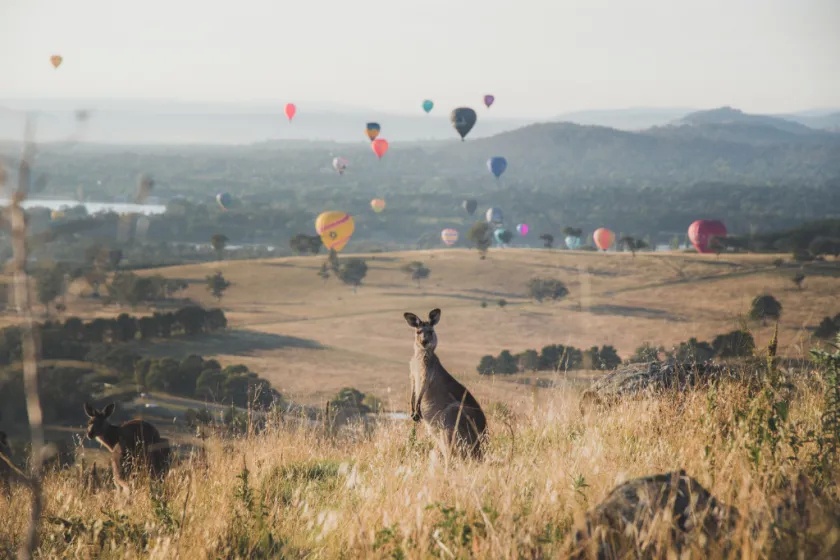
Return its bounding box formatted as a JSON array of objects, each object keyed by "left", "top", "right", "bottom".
[{"left": 0, "top": 198, "right": 167, "bottom": 215}]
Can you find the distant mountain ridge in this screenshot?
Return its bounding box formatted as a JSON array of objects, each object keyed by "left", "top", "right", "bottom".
[
  {"left": 671, "top": 106, "right": 819, "bottom": 134},
  {"left": 1, "top": 99, "right": 838, "bottom": 144}
]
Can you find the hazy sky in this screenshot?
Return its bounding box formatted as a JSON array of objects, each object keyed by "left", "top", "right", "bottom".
[{"left": 2, "top": 0, "right": 838, "bottom": 117}]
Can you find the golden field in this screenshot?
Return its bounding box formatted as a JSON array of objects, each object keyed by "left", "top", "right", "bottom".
[{"left": 1, "top": 248, "right": 840, "bottom": 559}]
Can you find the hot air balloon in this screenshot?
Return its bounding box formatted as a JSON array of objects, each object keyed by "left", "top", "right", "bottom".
[
  {"left": 316, "top": 211, "right": 355, "bottom": 252},
  {"left": 333, "top": 157, "right": 348, "bottom": 175},
  {"left": 485, "top": 207, "right": 503, "bottom": 225},
  {"left": 441, "top": 228, "right": 459, "bottom": 246},
  {"left": 216, "top": 192, "right": 233, "bottom": 210},
  {"left": 688, "top": 220, "right": 728, "bottom": 254},
  {"left": 50, "top": 210, "right": 65, "bottom": 220},
  {"left": 365, "top": 122, "right": 381, "bottom": 141},
  {"left": 371, "top": 198, "right": 386, "bottom": 213},
  {"left": 450, "top": 107, "right": 477, "bottom": 141},
  {"left": 284, "top": 103, "right": 296, "bottom": 122},
  {"left": 593, "top": 228, "right": 615, "bottom": 251},
  {"left": 462, "top": 199, "right": 478, "bottom": 215},
  {"left": 371, "top": 138, "right": 389, "bottom": 159},
  {"left": 564, "top": 235, "right": 582, "bottom": 249},
  {"left": 422, "top": 100, "right": 434, "bottom": 113},
  {"left": 494, "top": 228, "right": 512, "bottom": 245},
  {"left": 487, "top": 157, "right": 507, "bottom": 179},
  {"left": 50, "top": 55, "right": 63, "bottom": 69},
  {"left": 517, "top": 223, "right": 529, "bottom": 236},
  {"left": 483, "top": 95, "right": 495, "bottom": 108}
]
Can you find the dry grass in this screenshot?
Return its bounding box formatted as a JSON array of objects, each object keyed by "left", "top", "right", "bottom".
[
  {"left": 2, "top": 249, "right": 839, "bottom": 557},
  {"left": 2, "top": 370, "right": 840, "bottom": 558},
  {"left": 127, "top": 249, "right": 837, "bottom": 406}
]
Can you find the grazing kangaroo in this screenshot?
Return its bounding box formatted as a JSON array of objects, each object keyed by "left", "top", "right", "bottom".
[
  {"left": 404, "top": 308, "right": 488, "bottom": 460},
  {"left": 84, "top": 403, "right": 170, "bottom": 492}
]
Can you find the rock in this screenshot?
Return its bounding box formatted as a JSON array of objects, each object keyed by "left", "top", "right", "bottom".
[
  {"left": 580, "top": 361, "right": 735, "bottom": 411},
  {"left": 569, "top": 470, "right": 740, "bottom": 559}
]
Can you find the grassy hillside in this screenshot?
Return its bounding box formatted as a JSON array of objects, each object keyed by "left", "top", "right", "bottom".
[
  {"left": 113, "top": 249, "right": 839, "bottom": 406},
  {"left": 1, "top": 249, "right": 840, "bottom": 557}
]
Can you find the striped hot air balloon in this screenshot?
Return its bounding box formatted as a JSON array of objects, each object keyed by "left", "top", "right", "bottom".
[
  {"left": 441, "top": 228, "right": 459, "bottom": 246},
  {"left": 315, "top": 211, "right": 355, "bottom": 252}
]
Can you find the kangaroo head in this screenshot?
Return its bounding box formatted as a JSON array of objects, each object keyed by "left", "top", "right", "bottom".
[
  {"left": 404, "top": 308, "right": 441, "bottom": 351},
  {"left": 84, "top": 402, "right": 116, "bottom": 440}
]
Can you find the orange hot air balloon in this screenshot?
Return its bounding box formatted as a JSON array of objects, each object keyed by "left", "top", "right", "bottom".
[
  {"left": 441, "top": 228, "right": 459, "bottom": 246},
  {"left": 371, "top": 138, "right": 389, "bottom": 159},
  {"left": 50, "top": 55, "right": 63, "bottom": 69},
  {"left": 316, "top": 211, "right": 355, "bottom": 252},
  {"left": 284, "top": 103, "right": 296, "bottom": 122},
  {"left": 370, "top": 198, "right": 386, "bottom": 213},
  {"left": 593, "top": 228, "right": 615, "bottom": 251}
]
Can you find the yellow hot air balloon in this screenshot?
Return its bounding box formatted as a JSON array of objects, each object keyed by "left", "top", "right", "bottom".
[
  {"left": 316, "top": 211, "right": 355, "bottom": 252},
  {"left": 370, "top": 198, "right": 386, "bottom": 213},
  {"left": 50, "top": 55, "right": 63, "bottom": 69}
]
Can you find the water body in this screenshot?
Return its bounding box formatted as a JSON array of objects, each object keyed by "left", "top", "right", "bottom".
[{"left": 0, "top": 198, "right": 167, "bottom": 215}]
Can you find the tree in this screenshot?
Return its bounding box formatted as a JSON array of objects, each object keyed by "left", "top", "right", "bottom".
[
  {"left": 712, "top": 330, "right": 755, "bottom": 357},
  {"left": 34, "top": 265, "right": 66, "bottom": 314},
  {"left": 619, "top": 236, "right": 649, "bottom": 257},
  {"left": 539, "top": 233, "right": 554, "bottom": 249},
  {"left": 527, "top": 278, "right": 569, "bottom": 302},
  {"left": 814, "top": 315, "right": 840, "bottom": 340},
  {"left": 809, "top": 237, "right": 840, "bottom": 259},
  {"left": 516, "top": 349, "right": 540, "bottom": 372},
  {"left": 329, "top": 387, "right": 370, "bottom": 413},
  {"left": 628, "top": 342, "right": 662, "bottom": 363},
  {"left": 337, "top": 259, "right": 368, "bottom": 292},
  {"left": 467, "top": 222, "right": 492, "bottom": 259},
  {"left": 289, "top": 234, "right": 323, "bottom": 256},
  {"left": 317, "top": 262, "right": 330, "bottom": 285},
  {"left": 210, "top": 233, "right": 229, "bottom": 260},
  {"left": 749, "top": 294, "right": 782, "bottom": 325},
  {"left": 477, "top": 355, "right": 497, "bottom": 375},
  {"left": 107, "top": 249, "right": 123, "bottom": 270},
  {"left": 401, "top": 261, "right": 431, "bottom": 288},
  {"left": 206, "top": 271, "right": 231, "bottom": 301}
]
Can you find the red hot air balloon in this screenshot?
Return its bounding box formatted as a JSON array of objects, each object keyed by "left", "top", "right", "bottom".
[
  {"left": 593, "top": 228, "right": 615, "bottom": 251},
  {"left": 371, "top": 138, "right": 389, "bottom": 159},
  {"left": 688, "top": 220, "right": 727, "bottom": 254},
  {"left": 284, "top": 103, "right": 296, "bottom": 122}
]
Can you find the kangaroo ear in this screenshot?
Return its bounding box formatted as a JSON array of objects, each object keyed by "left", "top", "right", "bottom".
[
  {"left": 102, "top": 403, "right": 116, "bottom": 418},
  {"left": 428, "top": 308, "right": 441, "bottom": 326},
  {"left": 83, "top": 402, "right": 96, "bottom": 418},
  {"left": 404, "top": 312, "right": 421, "bottom": 328}
]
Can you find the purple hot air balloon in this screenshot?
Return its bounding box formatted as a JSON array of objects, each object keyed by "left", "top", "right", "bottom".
[{"left": 483, "top": 94, "right": 495, "bottom": 108}]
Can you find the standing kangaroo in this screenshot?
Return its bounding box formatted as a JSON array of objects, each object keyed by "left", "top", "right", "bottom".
[
  {"left": 84, "top": 403, "right": 170, "bottom": 492},
  {"left": 404, "top": 308, "right": 488, "bottom": 460}
]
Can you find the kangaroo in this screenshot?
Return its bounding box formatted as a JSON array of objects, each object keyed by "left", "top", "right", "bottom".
[
  {"left": 404, "top": 308, "right": 488, "bottom": 460},
  {"left": 84, "top": 403, "right": 170, "bottom": 492}
]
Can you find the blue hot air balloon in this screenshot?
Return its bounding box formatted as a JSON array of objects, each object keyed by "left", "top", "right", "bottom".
[
  {"left": 422, "top": 99, "right": 434, "bottom": 113},
  {"left": 485, "top": 207, "right": 503, "bottom": 225},
  {"left": 565, "top": 235, "right": 582, "bottom": 249},
  {"left": 487, "top": 157, "right": 507, "bottom": 179},
  {"left": 494, "top": 228, "right": 512, "bottom": 245},
  {"left": 216, "top": 192, "right": 234, "bottom": 210}
]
